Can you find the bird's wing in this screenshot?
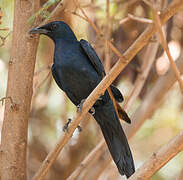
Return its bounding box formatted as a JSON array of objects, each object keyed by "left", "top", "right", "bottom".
[
  {"left": 80, "top": 39, "right": 105, "bottom": 76},
  {"left": 80, "top": 39, "right": 124, "bottom": 103},
  {"left": 110, "top": 85, "right": 124, "bottom": 103}
]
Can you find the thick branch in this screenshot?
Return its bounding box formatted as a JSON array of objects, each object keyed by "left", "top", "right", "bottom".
[{"left": 0, "top": 0, "right": 40, "bottom": 179}]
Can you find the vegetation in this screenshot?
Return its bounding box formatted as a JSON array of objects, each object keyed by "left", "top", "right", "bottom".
[{"left": 0, "top": 0, "right": 183, "bottom": 179}]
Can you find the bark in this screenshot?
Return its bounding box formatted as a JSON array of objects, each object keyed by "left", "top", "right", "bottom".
[
  {"left": 128, "top": 130, "right": 183, "bottom": 180},
  {"left": 0, "top": 0, "right": 39, "bottom": 179}
]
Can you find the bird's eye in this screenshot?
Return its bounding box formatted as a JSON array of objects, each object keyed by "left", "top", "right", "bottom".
[{"left": 51, "top": 24, "right": 57, "bottom": 31}]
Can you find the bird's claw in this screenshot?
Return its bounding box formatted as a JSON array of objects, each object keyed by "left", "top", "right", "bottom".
[
  {"left": 63, "top": 118, "right": 82, "bottom": 133},
  {"left": 63, "top": 118, "right": 72, "bottom": 132},
  {"left": 77, "top": 99, "right": 96, "bottom": 115},
  {"left": 77, "top": 125, "right": 82, "bottom": 132}
]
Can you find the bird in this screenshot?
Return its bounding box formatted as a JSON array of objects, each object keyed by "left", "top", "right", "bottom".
[{"left": 29, "top": 21, "right": 135, "bottom": 178}]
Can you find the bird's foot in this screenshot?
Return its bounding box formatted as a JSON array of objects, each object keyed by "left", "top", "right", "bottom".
[
  {"left": 77, "top": 125, "right": 82, "bottom": 132},
  {"left": 77, "top": 99, "right": 86, "bottom": 113},
  {"left": 77, "top": 99, "right": 97, "bottom": 115},
  {"left": 63, "top": 118, "right": 82, "bottom": 132},
  {"left": 63, "top": 118, "right": 72, "bottom": 132}
]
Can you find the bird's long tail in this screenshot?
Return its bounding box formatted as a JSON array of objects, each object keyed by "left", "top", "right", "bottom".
[{"left": 93, "top": 100, "right": 135, "bottom": 178}]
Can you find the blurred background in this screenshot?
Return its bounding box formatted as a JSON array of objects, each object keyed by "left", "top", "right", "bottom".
[{"left": 0, "top": 0, "right": 183, "bottom": 179}]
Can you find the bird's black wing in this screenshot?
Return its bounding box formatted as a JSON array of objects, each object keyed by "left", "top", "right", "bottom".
[
  {"left": 80, "top": 39, "right": 105, "bottom": 77},
  {"left": 80, "top": 39, "right": 124, "bottom": 103},
  {"left": 110, "top": 85, "right": 124, "bottom": 103}
]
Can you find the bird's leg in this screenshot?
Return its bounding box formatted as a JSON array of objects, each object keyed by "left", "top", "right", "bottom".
[{"left": 63, "top": 118, "right": 82, "bottom": 132}]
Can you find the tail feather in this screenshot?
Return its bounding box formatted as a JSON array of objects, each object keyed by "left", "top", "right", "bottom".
[{"left": 94, "top": 101, "right": 135, "bottom": 178}]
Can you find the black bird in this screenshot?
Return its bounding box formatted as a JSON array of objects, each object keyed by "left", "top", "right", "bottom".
[{"left": 30, "top": 21, "right": 135, "bottom": 178}]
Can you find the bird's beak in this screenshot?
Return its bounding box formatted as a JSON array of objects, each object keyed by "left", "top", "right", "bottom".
[{"left": 29, "top": 26, "right": 50, "bottom": 34}]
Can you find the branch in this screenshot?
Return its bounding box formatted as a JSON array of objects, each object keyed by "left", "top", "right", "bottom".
[
  {"left": 104, "top": 0, "right": 111, "bottom": 72},
  {"left": 127, "top": 13, "right": 153, "bottom": 24},
  {"left": 67, "top": 140, "right": 105, "bottom": 180},
  {"left": 128, "top": 130, "right": 183, "bottom": 180},
  {"left": 152, "top": 0, "right": 183, "bottom": 92},
  {"left": 73, "top": 0, "right": 126, "bottom": 62},
  {"left": 124, "top": 41, "right": 159, "bottom": 111}
]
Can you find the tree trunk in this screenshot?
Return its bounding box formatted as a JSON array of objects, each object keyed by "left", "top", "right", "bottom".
[{"left": 0, "top": 0, "right": 39, "bottom": 179}]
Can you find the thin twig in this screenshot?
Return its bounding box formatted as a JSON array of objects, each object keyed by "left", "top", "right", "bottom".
[
  {"left": 0, "top": 31, "right": 11, "bottom": 47},
  {"left": 73, "top": 0, "right": 126, "bottom": 63},
  {"left": 67, "top": 140, "right": 105, "bottom": 180},
  {"left": 124, "top": 40, "right": 159, "bottom": 111},
  {"left": 104, "top": 0, "right": 111, "bottom": 72},
  {"left": 142, "top": 0, "right": 153, "bottom": 8},
  {"left": 152, "top": 0, "right": 183, "bottom": 93},
  {"left": 33, "top": 71, "right": 51, "bottom": 97},
  {"left": 119, "top": 17, "right": 130, "bottom": 24},
  {"left": 128, "top": 13, "right": 153, "bottom": 24},
  {"left": 80, "top": 142, "right": 106, "bottom": 180},
  {"left": 34, "top": 65, "right": 51, "bottom": 76},
  {"left": 129, "top": 130, "right": 183, "bottom": 180},
  {"left": 64, "top": 9, "right": 88, "bottom": 21}
]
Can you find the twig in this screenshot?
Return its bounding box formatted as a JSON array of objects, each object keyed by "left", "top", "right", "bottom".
[
  {"left": 0, "top": 96, "right": 14, "bottom": 106},
  {"left": 80, "top": 142, "right": 107, "bottom": 180},
  {"left": 152, "top": 0, "right": 183, "bottom": 93},
  {"left": 91, "top": 157, "right": 112, "bottom": 180},
  {"left": 0, "top": 31, "right": 11, "bottom": 47},
  {"left": 73, "top": 0, "right": 126, "bottom": 63},
  {"left": 124, "top": 40, "right": 159, "bottom": 111},
  {"left": 142, "top": 0, "right": 153, "bottom": 8},
  {"left": 64, "top": 9, "right": 88, "bottom": 21},
  {"left": 129, "top": 130, "right": 183, "bottom": 180},
  {"left": 119, "top": 17, "right": 130, "bottom": 24},
  {"left": 67, "top": 140, "right": 105, "bottom": 180},
  {"left": 33, "top": 71, "right": 51, "bottom": 97},
  {"left": 127, "top": 13, "right": 153, "bottom": 24},
  {"left": 177, "top": 167, "right": 183, "bottom": 180},
  {"left": 34, "top": 65, "right": 51, "bottom": 76},
  {"left": 104, "top": 0, "right": 111, "bottom": 73}
]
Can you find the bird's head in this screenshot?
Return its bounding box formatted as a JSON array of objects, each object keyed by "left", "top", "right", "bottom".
[{"left": 29, "top": 21, "right": 77, "bottom": 42}]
